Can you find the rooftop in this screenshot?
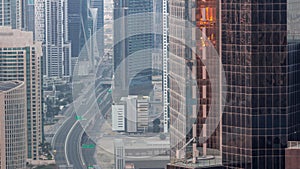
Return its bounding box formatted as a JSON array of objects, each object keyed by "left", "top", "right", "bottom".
[
  {"left": 287, "top": 141, "right": 300, "bottom": 149},
  {"left": 0, "top": 81, "right": 23, "bottom": 92},
  {"left": 168, "top": 155, "right": 223, "bottom": 169}
]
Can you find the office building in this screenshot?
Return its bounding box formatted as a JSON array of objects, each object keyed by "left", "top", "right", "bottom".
[
  {"left": 112, "top": 104, "right": 126, "bottom": 131},
  {"left": 68, "top": 0, "right": 88, "bottom": 58},
  {"left": 0, "top": 0, "right": 22, "bottom": 29},
  {"left": 287, "top": 0, "right": 300, "bottom": 142},
  {"left": 221, "top": 0, "right": 300, "bottom": 168},
  {"left": 126, "top": 95, "right": 138, "bottom": 133},
  {"left": 167, "top": 0, "right": 300, "bottom": 168},
  {"left": 136, "top": 96, "right": 149, "bottom": 132},
  {"left": 168, "top": 0, "right": 221, "bottom": 167},
  {"left": 113, "top": 95, "right": 150, "bottom": 133},
  {"left": 114, "top": 138, "right": 170, "bottom": 169},
  {"left": 113, "top": 0, "right": 154, "bottom": 98},
  {"left": 0, "top": 81, "right": 27, "bottom": 169},
  {"left": 44, "top": 0, "right": 71, "bottom": 78},
  {"left": 68, "top": 0, "right": 82, "bottom": 58},
  {"left": 91, "top": 0, "right": 105, "bottom": 58},
  {"left": 0, "top": 27, "right": 43, "bottom": 160}
]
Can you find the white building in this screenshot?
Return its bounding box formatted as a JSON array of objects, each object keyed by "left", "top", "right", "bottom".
[
  {"left": 113, "top": 95, "right": 150, "bottom": 133},
  {"left": 112, "top": 104, "right": 126, "bottom": 131},
  {"left": 125, "top": 96, "right": 138, "bottom": 133}
]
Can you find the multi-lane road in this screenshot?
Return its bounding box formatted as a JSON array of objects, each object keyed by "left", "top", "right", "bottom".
[
  {"left": 51, "top": 57, "right": 113, "bottom": 168},
  {"left": 52, "top": 86, "right": 111, "bottom": 168}
]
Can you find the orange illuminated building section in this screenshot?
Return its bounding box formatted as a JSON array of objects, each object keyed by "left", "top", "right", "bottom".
[
  {"left": 196, "top": 1, "right": 217, "bottom": 47},
  {"left": 195, "top": 0, "right": 220, "bottom": 154}
]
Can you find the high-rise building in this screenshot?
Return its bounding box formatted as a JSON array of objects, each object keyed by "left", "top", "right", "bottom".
[
  {"left": 23, "top": 0, "right": 45, "bottom": 42},
  {"left": 68, "top": 0, "right": 102, "bottom": 73},
  {"left": 0, "top": 27, "right": 43, "bottom": 160},
  {"left": 168, "top": 0, "right": 221, "bottom": 167},
  {"left": 68, "top": 0, "right": 87, "bottom": 58},
  {"left": 221, "top": 0, "right": 300, "bottom": 168},
  {"left": 0, "top": 81, "right": 27, "bottom": 169},
  {"left": 23, "top": 0, "right": 34, "bottom": 32},
  {"left": 0, "top": 0, "right": 22, "bottom": 29},
  {"left": 113, "top": 0, "right": 154, "bottom": 98},
  {"left": 44, "top": 0, "right": 72, "bottom": 78},
  {"left": 167, "top": 0, "right": 300, "bottom": 168},
  {"left": 287, "top": 0, "right": 300, "bottom": 143},
  {"left": 90, "top": 0, "right": 104, "bottom": 58}
]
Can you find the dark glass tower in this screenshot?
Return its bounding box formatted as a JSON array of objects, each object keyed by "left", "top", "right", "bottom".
[
  {"left": 287, "top": 0, "right": 300, "bottom": 142},
  {"left": 221, "top": 0, "right": 299, "bottom": 168},
  {"left": 68, "top": 0, "right": 88, "bottom": 58}
]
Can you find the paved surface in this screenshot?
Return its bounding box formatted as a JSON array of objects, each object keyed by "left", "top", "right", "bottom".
[
  {"left": 52, "top": 87, "right": 111, "bottom": 168},
  {"left": 51, "top": 58, "right": 113, "bottom": 168},
  {"left": 52, "top": 111, "right": 76, "bottom": 166},
  {"left": 66, "top": 123, "right": 85, "bottom": 169}
]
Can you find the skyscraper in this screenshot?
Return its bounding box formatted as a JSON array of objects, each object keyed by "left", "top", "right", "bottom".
[
  {"left": 221, "top": 0, "right": 300, "bottom": 168},
  {"left": 68, "top": 0, "right": 87, "bottom": 58},
  {"left": 168, "top": 0, "right": 221, "bottom": 166},
  {"left": 287, "top": 0, "right": 300, "bottom": 143},
  {"left": 113, "top": 0, "right": 154, "bottom": 98},
  {"left": 23, "top": 0, "right": 45, "bottom": 42},
  {"left": 0, "top": 81, "right": 27, "bottom": 169},
  {"left": 44, "top": 0, "right": 72, "bottom": 78},
  {"left": 0, "top": 0, "right": 22, "bottom": 29},
  {"left": 0, "top": 27, "right": 43, "bottom": 160},
  {"left": 91, "top": 0, "right": 104, "bottom": 58}
]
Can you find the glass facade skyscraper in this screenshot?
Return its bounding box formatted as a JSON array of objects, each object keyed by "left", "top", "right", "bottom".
[
  {"left": 113, "top": 0, "right": 154, "bottom": 98},
  {"left": 168, "top": 0, "right": 221, "bottom": 164},
  {"left": 221, "top": 0, "right": 300, "bottom": 168}
]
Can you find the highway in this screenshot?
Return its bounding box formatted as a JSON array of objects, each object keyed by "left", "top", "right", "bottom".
[
  {"left": 52, "top": 86, "right": 111, "bottom": 168},
  {"left": 50, "top": 56, "right": 112, "bottom": 168}
]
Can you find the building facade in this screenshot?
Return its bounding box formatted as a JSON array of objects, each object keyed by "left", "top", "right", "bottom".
[
  {"left": 0, "top": 81, "right": 27, "bottom": 169},
  {"left": 136, "top": 96, "right": 149, "bottom": 132},
  {"left": 168, "top": 0, "right": 220, "bottom": 164},
  {"left": 68, "top": 0, "right": 87, "bottom": 58},
  {"left": 0, "top": 0, "right": 22, "bottom": 29},
  {"left": 44, "top": 0, "right": 71, "bottom": 78},
  {"left": 0, "top": 27, "right": 43, "bottom": 160},
  {"left": 221, "top": 0, "right": 300, "bottom": 168},
  {"left": 287, "top": 0, "right": 300, "bottom": 142},
  {"left": 113, "top": 0, "right": 154, "bottom": 98},
  {"left": 90, "top": 0, "right": 104, "bottom": 59},
  {"left": 112, "top": 104, "right": 126, "bottom": 131}
]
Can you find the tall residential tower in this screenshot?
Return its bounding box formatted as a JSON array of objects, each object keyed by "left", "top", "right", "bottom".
[
  {"left": 0, "top": 81, "right": 27, "bottom": 168},
  {"left": 44, "top": 0, "right": 71, "bottom": 78},
  {"left": 0, "top": 27, "right": 43, "bottom": 160},
  {"left": 0, "top": 0, "right": 22, "bottom": 29}
]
